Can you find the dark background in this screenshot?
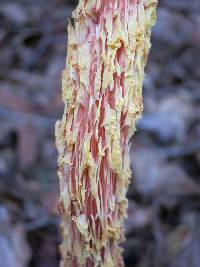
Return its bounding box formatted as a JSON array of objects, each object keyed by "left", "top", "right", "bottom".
[{"left": 0, "top": 0, "right": 200, "bottom": 267}]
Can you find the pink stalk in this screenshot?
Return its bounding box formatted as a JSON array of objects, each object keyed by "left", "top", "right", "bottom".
[{"left": 56, "top": 1, "right": 158, "bottom": 266}]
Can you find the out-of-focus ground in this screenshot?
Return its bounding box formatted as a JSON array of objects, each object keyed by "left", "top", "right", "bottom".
[{"left": 0, "top": 0, "right": 200, "bottom": 266}]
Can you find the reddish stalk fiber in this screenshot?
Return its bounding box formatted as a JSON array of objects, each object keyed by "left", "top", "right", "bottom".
[{"left": 56, "top": 1, "right": 157, "bottom": 266}]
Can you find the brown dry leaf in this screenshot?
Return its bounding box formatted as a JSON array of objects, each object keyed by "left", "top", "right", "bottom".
[
  {"left": 0, "top": 206, "right": 31, "bottom": 267},
  {"left": 0, "top": 3, "right": 27, "bottom": 24},
  {"left": 131, "top": 147, "right": 200, "bottom": 197}
]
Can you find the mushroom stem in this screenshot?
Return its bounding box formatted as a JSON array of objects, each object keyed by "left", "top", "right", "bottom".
[{"left": 56, "top": 1, "right": 158, "bottom": 266}]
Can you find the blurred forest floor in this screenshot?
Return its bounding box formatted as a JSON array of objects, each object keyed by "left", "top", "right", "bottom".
[{"left": 0, "top": 0, "right": 200, "bottom": 267}]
